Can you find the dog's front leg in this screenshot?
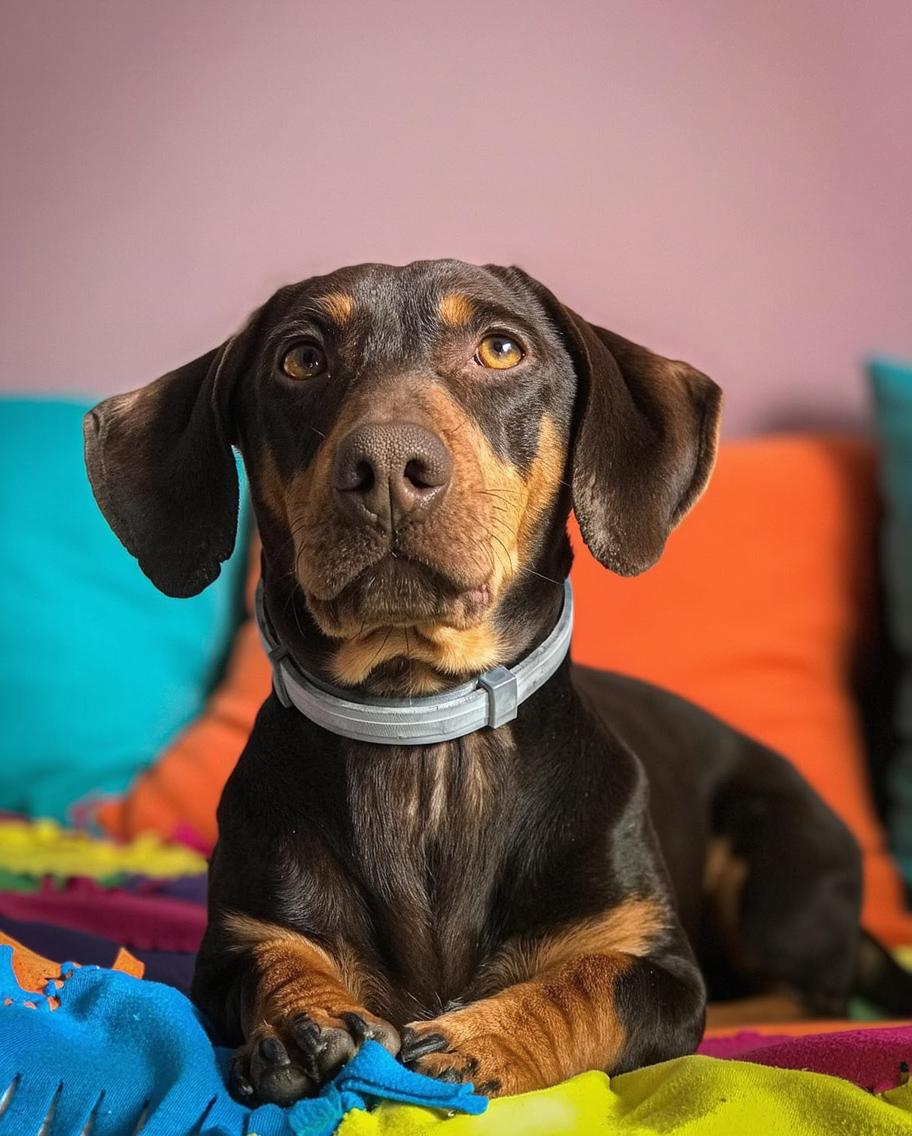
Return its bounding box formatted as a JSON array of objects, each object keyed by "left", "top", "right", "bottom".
[
  {"left": 401, "top": 935, "right": 705, "bottom": 1096},
  {"left": 217, "top": 918, "right": 400, "bottom": 1105}
]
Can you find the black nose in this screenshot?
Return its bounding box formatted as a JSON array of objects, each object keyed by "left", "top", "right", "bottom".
[{"left": 331, "top": 422, "right": 453, "bottom": 529}]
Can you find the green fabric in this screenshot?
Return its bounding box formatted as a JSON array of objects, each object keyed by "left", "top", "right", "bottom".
[
  {"left": 335, "top": 1058, "right": 912, "bottom": 1136},
  {"left": 870, "top": 357, "right": 912, "bottom": 883},
  {"left": 0, "top": 871, "right": 124, "bottom": 892},
  {"left": 0, "top": 397, "right": 249, "bottom": 821}
]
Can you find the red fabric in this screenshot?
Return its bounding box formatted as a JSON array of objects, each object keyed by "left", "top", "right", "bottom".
[
  {"left": 0, "top": 879, "right": 206, "bottom": 953},
  {"left": 700, "top": 1024, "right": 912, "bottom": 1094}
]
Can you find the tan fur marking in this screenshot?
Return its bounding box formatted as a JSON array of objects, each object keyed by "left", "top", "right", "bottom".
[
  {"left": 515, "top": 416, "right": 565, "bottom": 562},
  {"left": 283, "top": 395, "right": 367, "bottom": 600},
  {"left": 223, "top": 912, "right": 368, "bottom": 1009},
  {"left": 319, "top": 291, "right": 355, "bottom": 325},
  {"left": 704, "top": 836, "right": 749, "bottom": 947},
  {"left": 420, "top": 387, "right": 566, "bottom": 602},
  {"left": 223, "top": 912, "right": 398, "bottom": 1067},
  {"left": 403, "top": 896, "right": 667, "bottom": 1094},
  {"left": 480, "top": 895, "right": 667, "bottom": 989},
  {"left": 409, "top": 952, "right": 634, "bottom": 1095},
  {"left": 437, "top": 292, "right": 475, "bottom": 327},
  {"left": 256, "top": 447, "right": 292, "bottom": 525},
  {"left": 330, "top": 622, "right": 502, "bottom": 687}
]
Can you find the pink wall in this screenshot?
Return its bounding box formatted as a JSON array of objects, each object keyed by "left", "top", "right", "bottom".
[{"left": 2, "top": 0, "right": 910, "bottom": 435}]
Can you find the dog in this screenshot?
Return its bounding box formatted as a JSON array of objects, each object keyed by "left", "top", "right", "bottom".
[{"left": 84, "top": 259, "right": 907, "bottom": 1105}]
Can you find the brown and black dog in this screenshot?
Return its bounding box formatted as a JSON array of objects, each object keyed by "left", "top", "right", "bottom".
[{"left": 84, "top": 260, "right": 903, "bottom": 1105}]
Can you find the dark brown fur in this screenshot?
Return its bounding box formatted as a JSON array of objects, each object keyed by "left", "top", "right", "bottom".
[{"left": 84, "top": 259, "right": 884, "bottom": 1105}]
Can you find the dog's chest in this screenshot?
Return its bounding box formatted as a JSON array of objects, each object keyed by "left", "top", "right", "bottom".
[{"left": 344, "top": 732, "right": 516, "bottom": 1016}]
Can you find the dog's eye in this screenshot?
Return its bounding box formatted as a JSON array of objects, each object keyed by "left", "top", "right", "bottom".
[
  {"left": 281, "top": 341, "right": 328, "bottom": 380},
  {"left": 475, "top": 334, "right": 524, "bottom": 370}
]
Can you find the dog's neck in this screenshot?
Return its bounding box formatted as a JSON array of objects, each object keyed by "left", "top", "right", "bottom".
[
  {"left": 255, "top": 576, "right": 573, "bottom": 745},
  {"left": 257, "top": 556, "right": 571, "bottom": 744}
]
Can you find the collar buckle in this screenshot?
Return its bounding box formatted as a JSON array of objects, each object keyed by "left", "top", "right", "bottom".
[{"left": 477, "top": 666, "right": 519, "bottom": 729}]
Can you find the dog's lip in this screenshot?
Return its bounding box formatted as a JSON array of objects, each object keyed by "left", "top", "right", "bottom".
[{"left": 308, "top": 556, "right": 495, "bottom": 628}]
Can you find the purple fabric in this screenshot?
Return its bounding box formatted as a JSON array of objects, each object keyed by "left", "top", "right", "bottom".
[
  {"left": 0, "top": 877, "right": 206, "bottom": 952},
  {"left": 700, "top": 1025, "right": 912, "bottom": 1093},
  {"left": 119, "top": 873, "right": 208, "bottom": 905},
  {"left": 1, "top": 915, "right": 197, "bottom": 993}
]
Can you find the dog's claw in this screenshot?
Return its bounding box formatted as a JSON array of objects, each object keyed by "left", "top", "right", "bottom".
[
  {"left": 434, "top": 1067, "right": 465, "bottom": 1083},
  {"left": 257, "top": 1035, "right": 291, "bottom": 1067},
  {"left": 340, "top": 1011, "right": 371, "bottom": 1043},
  {"left": 400, "top": 1029, "right": 449, "bottom": 1064},
  {"left": 229, "top": 1056, "right": 254, "bottom": 1098}
]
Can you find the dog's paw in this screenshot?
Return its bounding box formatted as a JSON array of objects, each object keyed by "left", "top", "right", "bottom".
[
  {"left": 230, "top": 1009, "right": 400, "bottom": 1105},
  {"left": 400, "top": 1017, "right": 506, "bottom": 1097}
]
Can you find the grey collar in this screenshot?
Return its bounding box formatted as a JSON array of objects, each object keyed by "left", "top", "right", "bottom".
[{"left": 254, "top": 580, "right": 574, "bottom": 746}]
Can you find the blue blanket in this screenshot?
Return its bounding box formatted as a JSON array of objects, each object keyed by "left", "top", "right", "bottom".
[{"left": 0, "top": 946, "right": 486, "bottom": 1135}]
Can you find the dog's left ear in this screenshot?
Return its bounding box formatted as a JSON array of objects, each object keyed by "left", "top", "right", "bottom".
[
  {"left": 507, "top": 271, "right": 722, "bottom": 576},
  {"left": 84, "top": 339, "right": 244, "bottom": 598}
]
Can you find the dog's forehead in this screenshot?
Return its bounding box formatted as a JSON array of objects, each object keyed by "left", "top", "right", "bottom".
[{"left": 269, "top": 260, "right": 530, "bottom": 332}]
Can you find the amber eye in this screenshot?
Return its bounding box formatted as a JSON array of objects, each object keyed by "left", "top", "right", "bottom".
[
  {"left": 475, "top": 333, "right": 524, "bottom": 370},
  {"left": 281, "top": 341, "right": 328, "bottom": 380}
]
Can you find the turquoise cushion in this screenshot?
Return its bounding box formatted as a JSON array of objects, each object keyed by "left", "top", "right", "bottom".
[
  {"left": 870, "top": 358, "right": 912, "bottom": 882},
  {"left": 0, "top": 397, "right": 248, "bottom": 820}
]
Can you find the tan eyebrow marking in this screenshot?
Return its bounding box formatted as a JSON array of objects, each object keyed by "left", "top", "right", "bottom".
[
  {"left": 319, "top": 292, "right": 355, "bottom": 325},
  {"left": 438, "top": 292, "right": 476, "bottom": 327}
]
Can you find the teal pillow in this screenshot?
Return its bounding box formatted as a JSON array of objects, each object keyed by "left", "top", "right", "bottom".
[
  {"left": 0, "top": 397, "right": 248, "bottom": 820},
  {"left": 870, "top": 357, "right": 912, "bottom": 882}
]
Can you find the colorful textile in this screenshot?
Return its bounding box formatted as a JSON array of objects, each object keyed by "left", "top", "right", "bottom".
[
  {"left": 0, "top": 819, "right": 205, "bottom": 879},
  {"left": 336, "top": 1057, "right": 912, "bottom": 1136},
  {"left": 1, "top": 915, "right": 196, "bottom": 992},
  {"left": 0, "top": 876, "right": 206, "bottom": 952},
  {"left": 700, "top": 1024, "right": 912, "bottom": 1093},
  {"left": 0, "top": 946, "right": 486, "bottom": 1136},
  {"left": 0, "top": 929, "right": 143, "bottom": 997}
]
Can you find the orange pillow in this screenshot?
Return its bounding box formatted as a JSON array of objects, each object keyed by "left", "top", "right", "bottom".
[
  {"left": 571, "top": 434, "right": 911, "bottom": 945},
  {"left": 100, "top": 435, "right": 911, "bottom": 943}
]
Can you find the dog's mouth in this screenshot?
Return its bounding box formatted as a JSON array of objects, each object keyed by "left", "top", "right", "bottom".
[{"left": 305, "top": 555, "right": 494, "bottom": 639}]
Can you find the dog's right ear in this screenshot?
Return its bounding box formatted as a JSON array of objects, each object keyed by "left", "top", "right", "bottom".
[{"left": 84, "top": 341, "right": 243, "bottom": 598}]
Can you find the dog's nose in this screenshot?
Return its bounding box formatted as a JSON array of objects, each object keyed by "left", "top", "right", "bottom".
[{"left": 332, "top": 422, "right": 453, "bottom": 529}]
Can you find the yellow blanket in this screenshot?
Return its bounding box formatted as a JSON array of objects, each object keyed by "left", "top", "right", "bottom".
[{"left": 337, "top": 1054, "right": 912, "bottom": 1135}]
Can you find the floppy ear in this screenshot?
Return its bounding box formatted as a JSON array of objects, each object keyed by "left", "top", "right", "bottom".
[
  {"left": 518, "top": 274, "right": 722, "bottom": 575},
  {"left": 84, "top": 342, "right": 242, "bottom": 598}
]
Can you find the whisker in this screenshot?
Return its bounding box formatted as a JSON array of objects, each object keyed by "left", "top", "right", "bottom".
[{"left": 519, "top": 565, "right": 563, "bottom": 587}]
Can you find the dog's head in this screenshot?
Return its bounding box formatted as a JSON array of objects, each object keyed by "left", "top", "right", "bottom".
[{"left": 85, "top": 260, "right": 721, "bottom": 693}]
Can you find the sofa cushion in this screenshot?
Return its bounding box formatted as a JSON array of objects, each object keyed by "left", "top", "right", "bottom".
[
  {"left": 572, "top": 433, "right": 909, "bottom": 944},
  {"left": 0, "top": 397, "right": 249, "bottom": 820},
  {"left": 870, "top": 358, "right": 912, "bottom": 888}
]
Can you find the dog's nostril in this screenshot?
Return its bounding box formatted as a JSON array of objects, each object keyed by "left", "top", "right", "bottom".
[
  {"left": 353, "top": 460, "right": 375, "bottom": 493},
  {"left": 403, "top": 459, "right": 434, "bottom": 491},
  {"left": 332, "top": 422, "right": 452, "bottom": 528}
]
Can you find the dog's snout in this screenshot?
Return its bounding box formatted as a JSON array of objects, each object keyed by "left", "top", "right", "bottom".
[{"left": 332, "top": 422, "right": 452, "bottom": 529}]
